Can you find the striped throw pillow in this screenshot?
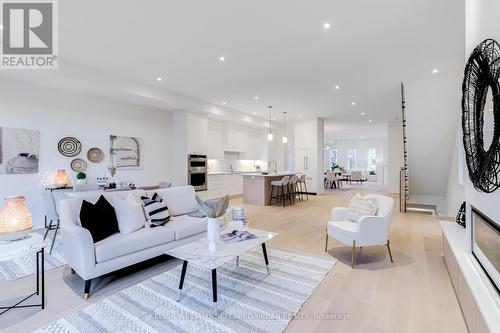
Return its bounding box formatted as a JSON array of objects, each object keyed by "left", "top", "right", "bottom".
[{"left": 141, "top": 193, "right": 170, "bottom": 227}]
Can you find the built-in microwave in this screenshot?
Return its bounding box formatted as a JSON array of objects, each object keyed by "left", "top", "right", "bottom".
[{"left": 188, "top": 154, "right": 207, "bottom": 191}]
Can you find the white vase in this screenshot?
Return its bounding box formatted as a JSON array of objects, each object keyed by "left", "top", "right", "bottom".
[{"left": 207, "top": 217, "right": 220, "bottom": 251}]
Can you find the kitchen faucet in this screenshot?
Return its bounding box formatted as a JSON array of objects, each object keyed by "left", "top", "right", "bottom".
[{"left": 268, "top": 160, "right": 277, "bottom": 173}]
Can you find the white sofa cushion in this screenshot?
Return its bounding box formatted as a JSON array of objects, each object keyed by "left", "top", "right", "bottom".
[
  {"left": 164, "top": 215, "right": 207, "bottom": 240},
  {"left": 94, "top": 226, "right": 175, "bottom": 263},
  {"left": 65, "top": 190, "right": 146, "bottom": 225},
  {"left": 346, "top": 193, "right": 378, "bottom": 223},
  {"left": 112, "top": 193, "right": 147, "bottom": 234},
  {"left": 156, "top": 186, "right": 198, "bottom": 217}
]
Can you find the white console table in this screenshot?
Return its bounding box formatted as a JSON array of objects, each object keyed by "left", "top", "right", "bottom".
[{"left": 440, "top": 221, "right": 500, "bottom": 333}]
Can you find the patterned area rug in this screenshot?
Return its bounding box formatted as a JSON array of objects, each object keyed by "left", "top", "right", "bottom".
[
  {"left": 0, "top": 233, "right": 66, "bottom": 281},
  {"left": 36, "top": 246, "right": 336, "bottom": 333}
]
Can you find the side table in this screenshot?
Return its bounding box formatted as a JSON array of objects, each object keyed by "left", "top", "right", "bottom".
[{"left": 0, "top": 233, "right": 45, "bottom": 315}]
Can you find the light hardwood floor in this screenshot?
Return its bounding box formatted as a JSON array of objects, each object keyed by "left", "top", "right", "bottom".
[{"left": 0, "top": 186, "right": 467, "bottom": 333}]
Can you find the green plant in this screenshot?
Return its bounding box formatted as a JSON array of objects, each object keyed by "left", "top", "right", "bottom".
[
  {"left": 76, "top": 172, "right": 87, "bottom": 180},
  {"left": 330, "top": 163, "right": 346, "bottom": 172}
]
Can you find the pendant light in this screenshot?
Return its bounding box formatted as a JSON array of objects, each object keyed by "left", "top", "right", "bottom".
[
  {"left": 282, "top": 112, "right": 288, "bottom": 143},
  {"left": 267, "top": 106, "right": 274, "bottom": 141}
]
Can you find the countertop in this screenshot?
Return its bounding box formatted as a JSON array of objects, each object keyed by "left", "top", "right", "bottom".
[
  {"left": 242, "top": 171, "right": 296, "bottom": 178},
  {"left": 208, "top": 171, "right": 259, "bottom": 175}
]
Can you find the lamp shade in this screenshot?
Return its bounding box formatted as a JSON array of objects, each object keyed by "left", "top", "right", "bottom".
[
  {"left": 54, "top": 169, "right": 69, "bottom": 188},
  {"left": 0, "top": 195, "right": 32, "bottom": 241}
]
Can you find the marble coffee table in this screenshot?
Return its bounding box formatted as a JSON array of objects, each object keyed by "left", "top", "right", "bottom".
[{"left": 165, "top": 226, "right": 278, "bottom": 314}]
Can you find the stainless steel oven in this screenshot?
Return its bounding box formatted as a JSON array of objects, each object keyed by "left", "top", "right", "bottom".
[{"left": 188, "top": 154, "right": 207, "bottom": 191}]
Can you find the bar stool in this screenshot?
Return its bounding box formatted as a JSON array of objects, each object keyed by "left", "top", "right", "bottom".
[
  {"left": 288, "top": 175, "right": 300, "bottom": 203},
  {"left": 269, "top": 176, "right": 290, "bottom": 207},
  {"left": 298, "top": 174, "right": 308, "bottom": 200}
]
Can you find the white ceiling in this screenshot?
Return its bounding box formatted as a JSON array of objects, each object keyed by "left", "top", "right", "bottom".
[{"left": 2, "top": 0, "right": 464, "bottom": 136}]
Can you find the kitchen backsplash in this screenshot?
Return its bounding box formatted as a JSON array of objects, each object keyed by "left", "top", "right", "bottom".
[{"left": 208, "top": 152, "right": 266, "bottom": 173}]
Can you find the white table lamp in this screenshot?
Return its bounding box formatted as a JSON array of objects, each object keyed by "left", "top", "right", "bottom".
[{"left": 0, "top": 195, "right": 33, "bottom": 241}]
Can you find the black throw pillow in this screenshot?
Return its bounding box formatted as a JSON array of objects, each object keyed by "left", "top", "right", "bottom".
[{"left": 79, "top": 195, "right": 119, "bottom": 243}]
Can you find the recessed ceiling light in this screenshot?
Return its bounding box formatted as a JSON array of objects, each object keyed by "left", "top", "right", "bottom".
[
  {"left": 253, "top": 111, "right": 257, "bottom": 115},
  {"left": 323, "top": 22, "right": 331, "bottom": 29},
  {"left": 351, "top": 102, "right": 356, "bottom": 106},
  {"left": 156, "top": 77, "right": 163, "bottom": 82},
  {"left": 254, "top": 96, "right": 259, "bottom": 100},
  {"left": 361, "top": 112, "right": 365, "bottom": 116},
  {"left": 219, "top": 56, "right": 226, "bottom": 62},
  {"left": 222, "top": 101, "right": 226, "bottom": 105},
  {"left": 432, "top": 68, "right": 438, "bottom": 74},
  {"left": 369, "top": 119, "right": 372, "bottom": 123},
  {"left": 272, "top": 118, "right": 276, "bottom": 121},
  {"left": 334, "top": 85, "right": 340, "bottom": 90}
]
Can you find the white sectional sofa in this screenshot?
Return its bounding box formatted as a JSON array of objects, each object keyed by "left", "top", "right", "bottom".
[{"left": 59, "top": 185, "right": 207, "bottom": 299}]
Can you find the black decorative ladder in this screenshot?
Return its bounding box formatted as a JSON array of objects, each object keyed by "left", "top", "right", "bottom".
[{"left": 400, "top": 82, "right": 409, "bottom": 212}]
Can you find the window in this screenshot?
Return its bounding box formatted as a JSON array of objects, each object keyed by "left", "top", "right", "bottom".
[
  {"left": 329, "top": 149, "right": 338, "bottom": 166},
  {"left": 367, "top": 148, "right": 377, "bottom": 171},
  {"left": 347, "top": 148, "right": 356, "bottom": 170}
]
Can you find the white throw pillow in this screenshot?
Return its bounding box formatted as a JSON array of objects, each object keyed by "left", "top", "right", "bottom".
[
  {"left": 113, "top": 193, "right": 146, "bottom": 234},
  {"left": 346, "top": 193, "right": 378, "bottom": 223}
]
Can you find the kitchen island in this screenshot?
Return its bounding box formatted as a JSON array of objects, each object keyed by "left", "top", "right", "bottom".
[{"left": 243, "top": 172, "right": 296, "bottom": 206}]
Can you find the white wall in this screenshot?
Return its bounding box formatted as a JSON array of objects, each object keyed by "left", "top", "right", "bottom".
[
  {"left": 387, "top": 121, "right": 403, "bottom": 193},
  {"left": 0, "top": 78, "right": 172, "bottom": 229},
  {"left": 461, "top": 0, "right": 500, "bottom": 223}
]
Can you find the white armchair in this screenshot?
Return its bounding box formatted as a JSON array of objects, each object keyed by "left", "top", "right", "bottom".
[{"left": 325, "top": 194, "right": 395, "bottom": 268}]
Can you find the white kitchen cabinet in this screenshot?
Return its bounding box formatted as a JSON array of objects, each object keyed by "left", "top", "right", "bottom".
[
  {"left": 198, "top": 173, "right": 245, "bottom": 200},
  {"left": 240, "top": 128, "right": 266, "bottom": 160},
  {"left": 294, "top": 118, "right": 324, "bottom": 194},
  {"left": 295, "top": 148, "right": 318, "bottom": 193},
  {"left": 294, "top": 120, "right": 316, "bottom": 150},
  {"left": 207, "top": 119, "right": 225, "bottom": 159},
  {"left": 187, "top": 114, "right": 208, "bottom": 154},
  {"left": 225, "top": 123, "right": 248, "bottom": 152}
]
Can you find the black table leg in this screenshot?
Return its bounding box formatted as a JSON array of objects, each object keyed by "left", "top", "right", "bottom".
[
  {"left": 261, "top": 243, "right": 270, "bottom": 274},
  {"left": 177, "top": 261, "right": 188, "bottom": 301},
  {"left": 0, "top": 248, "right": 45, "bottom": 316},
  {"left": 41, "top": 248, "right": 45, "bottom": 309},
  {"left": 211, "top": 269, "right": 218, "bottom": 314}
]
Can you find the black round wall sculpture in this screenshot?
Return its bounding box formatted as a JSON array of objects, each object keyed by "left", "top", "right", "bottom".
[{"left": 462, "top": 39, "right": 500, "bottom": 193}]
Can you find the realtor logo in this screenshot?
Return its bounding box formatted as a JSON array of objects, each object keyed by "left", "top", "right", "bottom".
[{"left": 1, "top": 0, "right": 58, "bottom": 69}]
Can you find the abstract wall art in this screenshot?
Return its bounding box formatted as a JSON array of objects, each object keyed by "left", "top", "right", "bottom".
[
  {"left": 109, "top": 135, "right": 143, "bottom": 169},
  {"left": 0, "top": 127, "right": 40, "bottom": 174}
]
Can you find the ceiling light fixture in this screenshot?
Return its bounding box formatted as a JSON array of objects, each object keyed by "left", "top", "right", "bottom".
[
  {"left": 219, "top": 56, "right": 226, "bottom": 62},
  {"left": 334, "top": 85, "right": 340, "bottom": 90},
  {"left": 361, "top": 112, "right": 365, "bottom": 116},
  {"left": 267, "top": 106, "right": 274, "bottom": 141},
  {"left": 253, "top": 111, "right": 257, "bottom": 115},
  {"left": 282, "top": 112, "right": 288, "bottom": 144},
  {"left": 351, "top": 102, "right": 356, "bottom": 106},
  {"left": 254, "top": 96, "right": 259, "bottom": 100},
  {"left": 156, "top": 77, "right": 163, "bottom": 82},
  {"left": 369, "top": 119, "right": 372, "bottom": 123},
  {"left": 432, "top": 68, "right": 439, "bottom": 74},
  {"left": 323, "top": 22, "right": 331, "bottom": 29},
  {"left": 222, "top": 101, "right": 226, "bottom": 105}
]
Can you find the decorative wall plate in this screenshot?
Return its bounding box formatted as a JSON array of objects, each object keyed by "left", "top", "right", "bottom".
[
  {"left": 87, "top": 148, "right": 104, "bottom": 163},
  {"left": 70, "top": 158, "right": 87, "bottom": 172},
  {"left": 58, "top": 137, "right": 82, "bottom": 157},
  {"left": 462, "top": 39, "right": 500, "bottom": 193}
]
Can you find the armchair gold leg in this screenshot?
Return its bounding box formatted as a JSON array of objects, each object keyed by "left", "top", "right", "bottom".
[
  {"left": 351, "top": 240, "right": 356, "bottom": 268},
  {"left": 325, "top": 228, "right": 329, "bottom": 252},
  {"left": 84, "top": 293, "right": 90, "bottom": 300},
  {"left": 386, "top": 240, "right": 394, "bottom": 263}
]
